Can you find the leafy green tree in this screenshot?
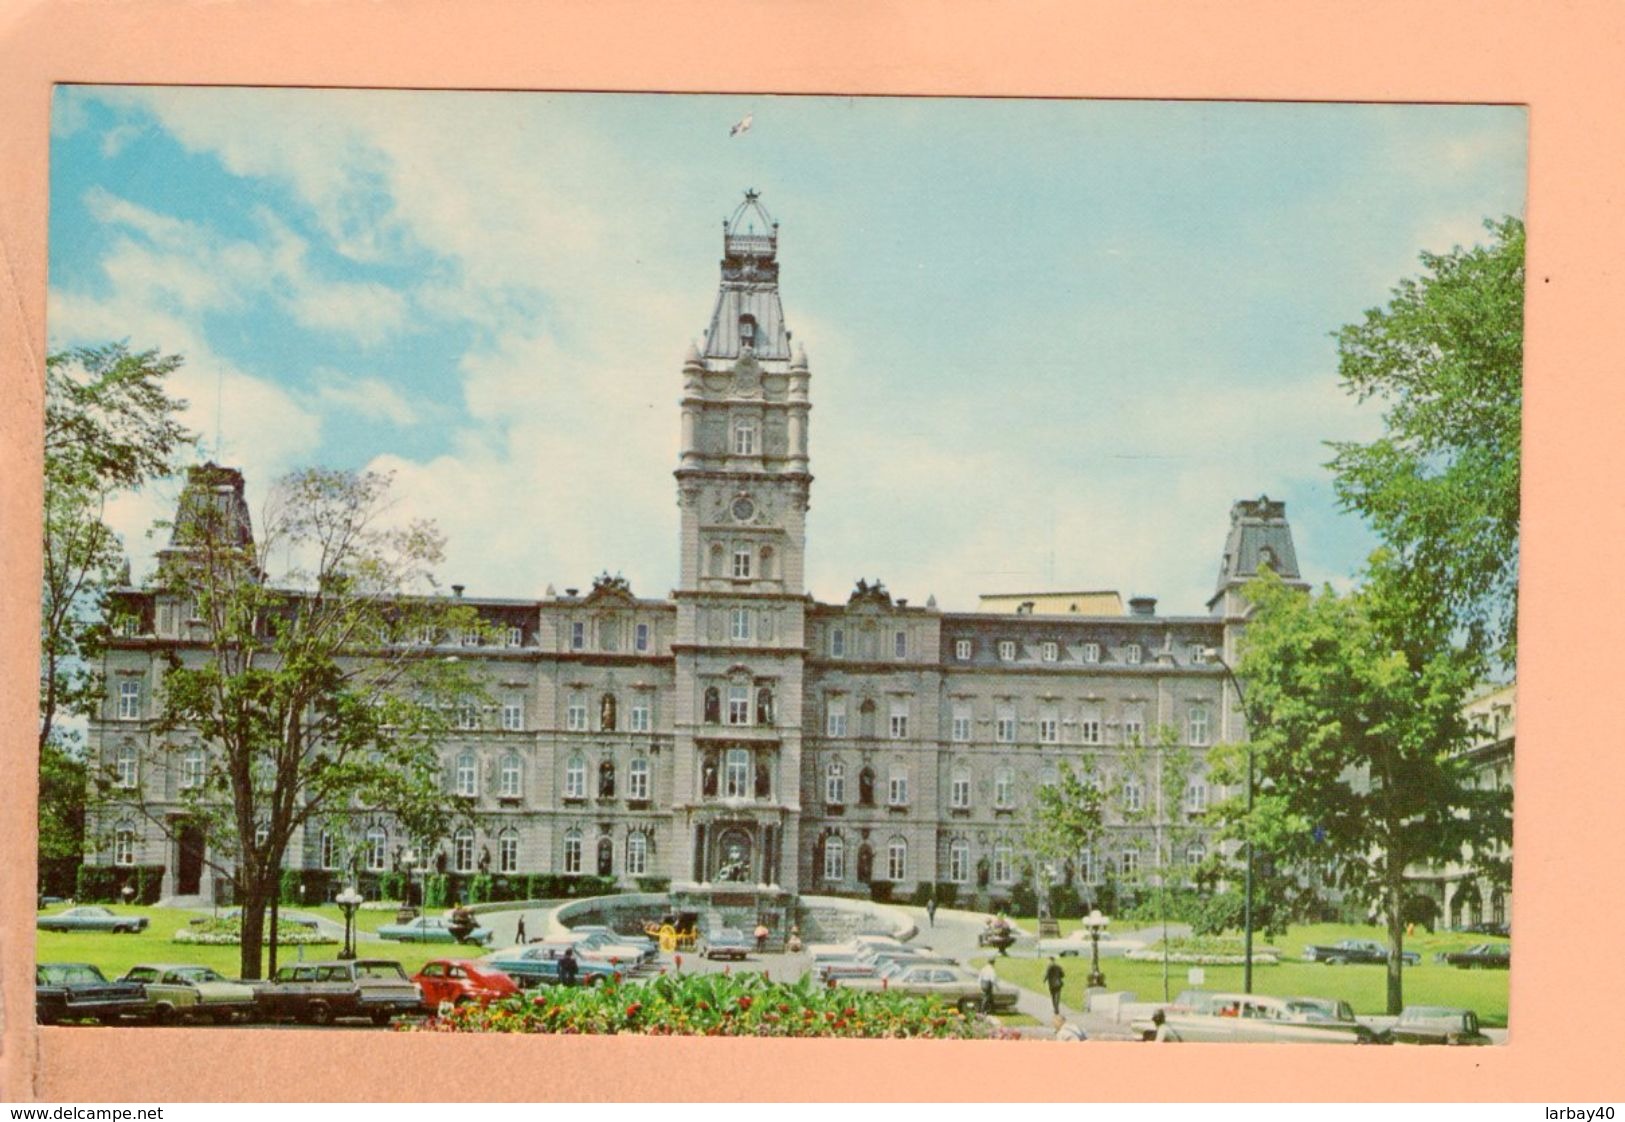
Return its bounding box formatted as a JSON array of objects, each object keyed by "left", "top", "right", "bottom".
[
  {"left": 40, "top": 344, "right": 192, "bottom": 890},
  {"left": 1219, "top": 564, "right": 1511, "bottom": 1013},
  {"left": 1328, "top": 217, "right": 1524, "bottom": 669},
  {"left": 1028, "top": 761, "right": 1104, "bottom": 912},
  {"left": 96, "top": 467, "right": 487, "bottom": 978}
]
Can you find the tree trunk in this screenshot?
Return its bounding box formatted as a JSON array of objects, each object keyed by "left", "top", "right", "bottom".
[
  {"left": 1385, "top": 863, "right": 1406, "bottom": 1015},
  {"left": 238, "top": 878, "right": 268, "bottom": 980}
]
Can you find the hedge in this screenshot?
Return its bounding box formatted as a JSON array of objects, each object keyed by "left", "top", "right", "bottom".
[{"left": 76, "top": 864, "right": 165, "bottom": 904}]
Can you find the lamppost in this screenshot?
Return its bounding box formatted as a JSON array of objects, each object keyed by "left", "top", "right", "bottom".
[
  {"left": 1204, "top": 646, "right": 1255, "bottom": 995},
  {"left": 1082, "top": 908, "right": 1108, "bottom": 989},
  {"left": 335, "top": 884, "right": 363, "bottom": 960},
  {"left": 399, "top": 851, "right": 417, "bottom": 923},
  {"left": 120, "top": 883, "right": 136, "bottom": 907}
]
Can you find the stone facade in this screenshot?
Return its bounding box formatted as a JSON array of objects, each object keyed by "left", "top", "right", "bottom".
[{"left": 86, "top": 193, "right": 1312, "bottom": 908}]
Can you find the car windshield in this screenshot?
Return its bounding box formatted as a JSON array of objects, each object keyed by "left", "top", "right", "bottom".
[
  {"left": 70, "top": 908, "right": 110, "bottom": 918},
  {"left": 170, "top": 967, "right": 223, "bottom": 983},
  {"left": 39, "top": 964, "right": 107, "bottom": 984},
  {"left": 357, "top": 962, "right": 408, "bottom": 980}
]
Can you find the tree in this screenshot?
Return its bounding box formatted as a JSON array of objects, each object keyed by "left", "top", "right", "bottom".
[
  {"left": 1117, "top": 724, "right": 1203, "bottom": 1000},
  {"left": 1222, "top": 564, "right": 1511, "bottom": 1013},
  {"left": 1028, "top": 762, "right": 1104, "bottom": 912},
  {"left": 1328, "top": 216, "right": 1524, "bottom": 669},
  {"left": 96, "top": 466, "right": 487, "bottom": 978},
  {"left": 40, "top": 344, "right": 192, "bottom": 890}
]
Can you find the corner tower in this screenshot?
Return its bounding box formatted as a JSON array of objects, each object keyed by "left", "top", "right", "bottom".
[
  {"left": 670, "top": 192, "right": 812, "bottom": 896},
  {"left": 1208, "top": 495, "right": 1309, "bottom": 620}
]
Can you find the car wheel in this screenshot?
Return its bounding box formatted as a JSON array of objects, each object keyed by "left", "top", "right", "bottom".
[
  {"left": 306, "top": 1000, "right": 335, "bottom": 1027},
  {"left": 371, "top": 1011, "right": 394, "bottom": 1026}
]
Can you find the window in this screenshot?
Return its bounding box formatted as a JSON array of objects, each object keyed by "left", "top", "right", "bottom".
[
  {"left": 564, "top": 754, "right": 586, "bottom": 799},
  {"left": 499, "top": 753, "right": 522, "bottom": 797},
  {"left": 886, "top": 838, "right": 908, "bottom": 882},
  {"left": 453, "top": 829, "right": 476, "bottom": 873},
  {"left": 950, "top": 766, "right": 971, "bottom": 809},
  {"left": 630, "top": 701, "right": 651, "bottom": 733},
  {"left": 1185, "top": 841, "right": 1207, "bottom": 868},
  {"left": 625, "top": 831, "right": 648, "bottom": 876},
  {"left": 1120, "top": 849, "right": 1140, "bottom": 879},
  {"left": 461, "top": 628, "right": 482, "bottom": 648},
  {"left": 415, "top": 625, "right": 438, "bottom": 647},
  {"left": 501, "top": 701, "right": 523, "bottom": 731},
  {"left": 730, "top": 607, "right": 751, "bottom": 642},
  {"left": 499, "top": 831, "right": 519, "bottom": 873},
  {"left": 727, "top": 683, "right": 751, "bottom": 726},
  {"left": 1121, "top": 705, "right": 1144, "bottom": 744},
  {"left": 724, "top": 748, "right": 750, "bottom": 798},
  {"left": 998, "top": 640, "right": 1016, "bottom": 662},
  {"left": 732, "top": 547, "right": 752, "bottom": 579},
  {"left": 1190, "top": 644, "right": 1207, "bottom": 665},
  {"left": 829, "top": 627, "right": 845, "bottom": 658},
  {"left": 1188, "top": 705, "right": 1210, "bottom": 746},
  {"left": 506, "top": 626, "right": 524, "bottom": 648},
  {"left": 114, "top": 826, "right": 136, "bottom": 866},
  {"left": 453, "top": 751, "right": 477, "bottom": 797},
  {"left": 628, "top": 757, "right": 650, "bottom": 801},
  {"left": 456, "top": 702, "right": 479, "bottom": 730},
  {"left": 823, "top": 835, "right": 845, "bottom": 881},
  {"left": 825, "top": 761, "right": 846, "bottom": 804},
  {"left": 1082, "top": 642, "right": 1100, "bottom": 663},
  {"left": 635, "top": 623, "right": 650, "bottom": 652},
  {"left": 734, "top": 421, "right": 757, "bottom": 455},
  {"left": 563, "top": 829, "right": 582, "bottom": 875},
  {"left": 993, "top": 843, "right": 1014, "bottom": 884},
  {"left": 366, "top": 826, "right": 387, "bottom": 871},
  {"left": 1185, "top": 781, "right": 1208, "bottom": 813},
  {"left": 949, "top": 839, "right": 971, "bottom": 883},
  {"left": 887, "top": 764, "right": 909, "bottom": 807},
  {"left": 117, "top": 680, "right": 142, "bottom": 720},
  {"left": 995, "top": 704, "right": 1016, "bottom": 743},
  {"left": 1122, "top": 776, "right": 1143, "bottom": 812},
  {"left": 994, "top": 767, "right": 1014, "bottom": 808},
  {"left": 566, "top": 694, "right": 587, "bottom": 731},
  {"left": 180, "top": 746, "right": 205, "bottom": 789},
  {"left": 1038, "top": 706, "right": 1059, "bottom": 743},
  {"left": 826, "top": 696, "right": 847, "bottom": 738},
  {"left": 894, "top": 630, "right": 907, "bottom": 659},
  {"left": 320, "top": 831, "right": 337, "bottom": 870},
  {"left": 951, "top": 703, "right": 971, "bottom": 743},
  {"left": 1041, "top": 641, "right": 1058, "bottom": 663},
  {"left": 1125, "top": 643, "right": 1142, "bottom": 665},
  {"left": 955, "top": 638, "right": 972, "bottom": 661},
  {"left": 115, "top": 614, "right": 140, "bottom": 638},
  {"left": 888, "top": 700, "right": 908, "bottom": 740},
  {"left": 115, "top": 744, "right": 139, "bottom": 789},
  {"left": 570, "top": 621, "right": 585, "bottom": 650},
  {"left": 1080, "top": 705, "right": 1103, "bottom": 745},
  {"left": 1078, "top": 849, "right": 1096, "bottom": 885},
  {"left": 739, "top": 314, "right": 757, "bottom": 348}
]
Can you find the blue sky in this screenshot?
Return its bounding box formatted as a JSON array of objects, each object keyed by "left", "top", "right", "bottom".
[{"left": 48, "top": 89, "right": 1526, "bottom": 613}]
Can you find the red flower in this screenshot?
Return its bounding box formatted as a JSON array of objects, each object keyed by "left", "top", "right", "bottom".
[
  {"left": 778, "top": 1003, "right": 791, "bottom": 1014},
  {"left": 737, "top": 996, "right": 753, "bottom": 1011},
  {"left": 625, "top": 1003, "right": 642, "bottom": 1017}
]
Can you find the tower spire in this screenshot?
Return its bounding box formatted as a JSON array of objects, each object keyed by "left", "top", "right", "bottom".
[{"left": 703, "top": 190, "right": 790, "bottom": 360}]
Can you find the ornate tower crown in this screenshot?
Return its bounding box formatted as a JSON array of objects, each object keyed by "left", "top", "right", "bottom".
[{"left": 704, "top": 190, "right": 791, "bottom": 361}]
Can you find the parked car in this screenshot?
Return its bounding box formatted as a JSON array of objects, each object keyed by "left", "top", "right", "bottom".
[
  {"left": 1444, "top": 943, "right": 1511, "bottom": 970},
  {"left": 570, "top": 925, "right": 658, "bottom": 955},
  {"left": 377, "top": 914, "right": 494, "bottom": 946},
  {"left": 120, "top": 963, "right": 258, "bottom": 1024},
  {"left": 703, "top": 928, "right": 753, "bottom": 960},
  {"left": 1038, "top": 928, "right": 1149, "bottom": 959},
  {"left": 1149, "top": 992, "right": 1375, "bottom": 1044},
  {"left": 841, "top": 963, "right": 1019, "bottom": 1014},
  {"left": 412, "top": 959, "right": 521, "bottom": 1010},
  {"left": 1377, "top": 1005, "right": 1494, "bottom": 1045},
  {"left": 805, "top": 934, "right": 903, "bottom": 959},
  {"left": 817, "top": 947, "right": 957, "bottom": 982},
  {"left": 1461, "top": 921, "right": 1511, "bottom": 938},
  {"left": 36, "top": 906, "right": 150, "bottom": 934},
  {"left": 35, "top": 963, "right": 147, "bottom": 1025},
  {"left": 1301, "top": 938, "right": 1420, "bottom": 966},
  {"left": 480, "top": 942, "right": 621, "bottom": 987},
  {"left": 253, "top": 959, "right": 423, "bottom": 1025},
  {"left": 1130, "top": 989, "right": 1219, "bottom": 1040},
  {"left": 561, "top": 928, "right": 656, "bottom": 966}
]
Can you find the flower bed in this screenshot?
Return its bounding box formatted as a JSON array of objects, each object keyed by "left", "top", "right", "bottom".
[
  {"left": 1124, "top": 935, "right": 1281, "bottom": 965},
  {"left": 405, "top": 970, "right": 1020, "bottom": 1038},
  {"left": 173, "top": 917, "right": 336, "bottom": 946}
]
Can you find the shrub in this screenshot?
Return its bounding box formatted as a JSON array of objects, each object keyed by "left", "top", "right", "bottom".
[
  {"left": 173, "top": 915, "right": 337, "bottom": 946},
  {"left": 868, "top": 881, "right": 893, "bottom": 903},
  {"left": 1008, "top": 881, "right": 1037, "bottom": 916},
  {"left": 933, "top": 883, "right": 959, "bottom": 909},
  {"left": 75, "top": 864, "right": 165, "bottom": 904},
  {"left": 634, "top": 877, "right": 672, "bottom": 894},
  {"left": 1047, "top": 882, "right": 1081, "bottom": 920},
  {"left": 467, "top": 874, "right": 495, "bottom": 905},
  {"left": 278, "top": 868, "right": 337, "bottom": 906}
]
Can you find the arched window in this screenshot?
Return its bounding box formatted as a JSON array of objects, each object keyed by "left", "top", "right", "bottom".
[
  {"left": 887, "top": 764, "right": 909, "bottom": 807},
  {"left": 453, "top": 828, "right": 476, "bottom": 873},
  {"left": 825, "top": 761, "right": 845, "bottom": 805},
  {"left": 365, "top": 826, "right": 387, "bottom": 871},
  {"left": 858, "top": 765, "right": 876, "bottom": 806},
  {"left": 949, "top": 839, "right": 971, "bottom": 883},
  {"left": 738, "top": 312, "right": 757, "bottom": 350},
  {"left": 823, "top": 834, "right": 845, "bottom": 881},
  {"left": 887, "top": 837, "right": 908, "bottom": 882},
  {"left": 563, "top": 828, "right": 583, "bottom": 874},
  {"left": 565, "top": 754, "right": 586, "bottom": 799},
  {"left": 994, "top": 767, "right": 1014, "bottom": 808},
  {"left": 708, "top": 543, "right": 724, "bottom": 578},
  {"left": 628, "top": 756, "right": 651, "bottom": 801},
  {"left": 949, "top": 765, "right": 971, "bottom": 809},
  {"left": 499, "top": 753, "right": 522, "bottom": 797},
  {"left": 180, "top": 745, "right": 205, "bottom": 789},
  {"left": 320, "top": 831, "right": 337, "bottom": 870},
  {"left": 114, "top": 822, "right": 136, "bottom": 866},
  {"left": 724, "top": 748, "right": 750, "bottom": 798},
  {"left": 858, "top": 698, "right": 877, "bottom": 738},
  {"left": 1186, "top": 841, "right": 1207, "bottom": 868},
  {"left": 499, "top": 830, "right": 519, "bottom": 874},
  {"left": 115, "top": 744, "right": 139, "bottom": 788},
  {"left": 703, "top": 686, "right": 721, "bottom": 725},
  {"left": 993, "top": 842, "right": 1014, "bottom": 884},
  {"left": 625, "top": 832, "right": 648, "bottom": 876},
  {"left": 455, "top": 751, "right": 477, "bottom": 796},
  {"left": 596, "top": 836, "right": 614, "bottom": 876}
]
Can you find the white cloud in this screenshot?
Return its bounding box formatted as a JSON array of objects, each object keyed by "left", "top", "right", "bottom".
[{"left": 313, "top": 373, "right": 421, "bottom": 427}]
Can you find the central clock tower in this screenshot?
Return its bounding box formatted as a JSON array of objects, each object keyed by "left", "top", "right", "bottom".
[{"left": 671, "top": 192, "right": 812, "bottom": 892}]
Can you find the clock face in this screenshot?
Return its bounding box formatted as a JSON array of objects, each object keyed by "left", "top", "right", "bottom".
[{"left": 731, "top": 496, "right": 755, "bottom": 522}]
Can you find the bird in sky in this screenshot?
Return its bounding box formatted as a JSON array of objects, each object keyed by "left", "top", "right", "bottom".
[{"left": 730, "top": 112, "right": 753, "bottom": 137}]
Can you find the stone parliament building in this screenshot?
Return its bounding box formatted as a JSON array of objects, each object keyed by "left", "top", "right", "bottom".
[{"left": 88, "top": 193, "right": 1312, "bottom": 908}]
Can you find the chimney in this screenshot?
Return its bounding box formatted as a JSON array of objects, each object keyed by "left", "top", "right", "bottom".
[
  {"left": 1129, "top": 596, "right": 1157, "bottom": 617},
  {"left": 452, "top": 584, "right": 465, "bottom": 599}
]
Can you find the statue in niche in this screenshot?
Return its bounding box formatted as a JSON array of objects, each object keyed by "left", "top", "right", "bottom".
[
  {"left": 755, "top": 760, "right": 771, "bottom": 799},
  {"left": 703, "top": 687, "right": 721, "bottom": 724},
  {"left": 755, "top": 686, "right": 775, "bottom": 726},
  {"left": 858, "top": 766, "right": 876, "bottom": 806},
  {"left": 599, "top": 759, "right": 616, "bottom": 798},
  {"left": 702, "top": 754, "right": 719, "bottom": 798},
  {"left": 600, "top": 694, "right": 617, "bottom": 731},
  {"left": 856, "top": 844, "right": 873, "bottom": 884},
  {"left": 478, "top": 846, "right": 491, "bottom": 874},
  {"left": 716, "top": 842, "right": 750, "bottom": 883},
  {"left": 597, "top": 837, "right": 614, "bottom": 876}
]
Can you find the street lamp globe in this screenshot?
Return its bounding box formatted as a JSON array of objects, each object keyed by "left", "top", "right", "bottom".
[{"left": 336, "top": 884, "right": 364, "bottom": 961}]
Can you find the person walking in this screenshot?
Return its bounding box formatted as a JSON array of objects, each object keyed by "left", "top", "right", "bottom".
[
  {"left": 1043, "top": 956, "right": 1066, "bottom": 1016},
  {"left": 515, "top": 914, "right": 527, "bottom": 943},
  {"left": 926, "top": 894, "right": 938, "bottom": 928},
  {"left": 754, "top": 922, "right": 770, "bottom": 952},
  {"left": 978, "top": 960, "right": 998, "bottom": 1015},
  {"left": 559, "top": 946, "right": 580, "bottom": 986}
]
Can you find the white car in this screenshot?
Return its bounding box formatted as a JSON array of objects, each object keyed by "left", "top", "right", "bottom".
[
  {"left": 1037, "top": 928, "right": 1149, "bottom": 958},
  {"left": 1148, "top": 992, "right": 1376, "bottom": 1044},
  {"left": 120, "top": 963, "right": 258, "bottom": 1024},
  {"left": 807, "top": 934, "right": 905, "bottom": 959}
]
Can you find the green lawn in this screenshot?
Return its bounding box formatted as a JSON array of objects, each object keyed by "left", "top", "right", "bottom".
[
  {"left": 34, "top": 905, "right": 445, "bottom": 980},
  {"left": 982, "top": 921, "right": 1510, "bottom": 1028}
]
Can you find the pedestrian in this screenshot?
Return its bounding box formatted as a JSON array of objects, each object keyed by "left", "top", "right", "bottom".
[
  {"left": 926, "top": 895, "right": 938, "bottom": 928},
  {"left": 515, "top": 914, "right": 527, "bottom": 943},
  {"left": 978, "top": 960, "right": 998, "bottom": 1015},
  {"left": 559, "top": 946, "right": 580, "bottom": 986},
  {"left": 1043, "top": 955, "right": 1066, "bottom": 1015},
  {"left": 754, "top": 921, "right": 770, "bottom": 952},
  {"left": 1052, "top": 1015, "right": 1086, "bottom": 1042},
  {"left": 786, "top": 926, "right": 803, "bottom": 954}
]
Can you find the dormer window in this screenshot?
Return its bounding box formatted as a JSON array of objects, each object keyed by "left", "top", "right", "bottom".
[{"left": 738, "top": 314, "right": 757, "bottom": 350}]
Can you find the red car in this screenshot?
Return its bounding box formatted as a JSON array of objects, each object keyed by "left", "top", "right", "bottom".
[{"left": 412, "top": 959, "right": 520, "bottom": 1011}]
